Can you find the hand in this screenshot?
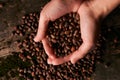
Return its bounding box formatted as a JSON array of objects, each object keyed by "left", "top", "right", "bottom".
[
  {"left": 34, "top": 0, "right": 82, "bottom": 64},
  {"left": 34, "top": 0, "right": 120, "bottom": 65}
]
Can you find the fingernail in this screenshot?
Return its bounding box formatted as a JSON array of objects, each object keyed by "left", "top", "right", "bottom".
[
  {"left": 71, "top": 61, "right": 75, "bottom": 64},
  {"left": 71, "top": 59, "right": 76, "bottom": 64},
  {"left": 47, "top": 61, "right": 52, "bottom": 64},
  {"left": 47, "top": 58, "right": 52, "bottom": 64},
  {"left": 52, "top": 61, "right": 59, "bottom": 66},
  {"left": 49, "top": 55, "right": 56, "bottom": 59},
  {"left": 34, "top": 36, "right": 39, "bottom": 42}
]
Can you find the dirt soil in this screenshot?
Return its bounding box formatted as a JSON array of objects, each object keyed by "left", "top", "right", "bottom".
[{"left": 0, "top": 0, "right": 120, "bottom": 80}]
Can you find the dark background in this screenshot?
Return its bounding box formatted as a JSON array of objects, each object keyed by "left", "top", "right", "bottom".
[{"left": 0, "top": 0, "right": 120, "bottom": 80}]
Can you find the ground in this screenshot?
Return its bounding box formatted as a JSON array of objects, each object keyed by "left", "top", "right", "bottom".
[{"left": 0, "top": 0, "right": 120, "bottom": 80}]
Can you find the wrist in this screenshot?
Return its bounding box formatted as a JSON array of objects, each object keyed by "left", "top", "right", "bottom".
[{"left": 90, "top": 0, "right": 120, "bottom": 18}]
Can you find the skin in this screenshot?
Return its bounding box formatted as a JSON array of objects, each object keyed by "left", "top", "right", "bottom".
[{"left": 34, "top": 0, "right": 120, "bottom": 65}]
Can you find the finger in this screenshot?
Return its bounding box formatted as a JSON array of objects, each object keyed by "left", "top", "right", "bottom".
[
  {"left": 47, "top": 54, "right": 71, "bottom": 65},
  {"left": 48, "top": 57, "right": 65, "bottom": 65},
  {"left": 34, "top": 0, "right": 70, "bottom": 42},
  {"left": 70, "top": 43, "right": 94, "bottom": 64},
  {"left": 34, "top": 0, "right": 82, "bottom": 42},
  {"left": 48, "top": 56, "right": 70, "bottom": 65},
  {"left": 42, "top": 38, "right": 56, "bottom": 59},
  {"left": 47, "top": 50, "right": 72, "bottom": 65},
  {"left": 47, "top": 58, "right": 52, "bottom": 64},
  {"left": 34, "top": 12, "right": 49, "bottom": 42},
  {"left": 70, "top": 7, "right": 99, "bottom": 64}
]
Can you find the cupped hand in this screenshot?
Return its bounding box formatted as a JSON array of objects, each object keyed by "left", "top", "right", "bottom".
[
  {"left": 34, "top": 0, "right": 120, "bottom": 65},
  {"left": 40, "top": 1, "right": 100, "bottom": 65},
  {"left": 34, "top": 0, "right": 83, "bottom": 64},
  {"left": 34, "top": 0, "right": 82, "bottom": 41}
]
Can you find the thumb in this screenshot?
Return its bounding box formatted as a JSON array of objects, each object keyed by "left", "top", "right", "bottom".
[
  {"left": 70, "top": 43, "right": 94, "bottom": 64},
  {"left": 70, "top": 50, "right": 84, "bottom": 64},
  {"left": 34, "top": 12, "right": 49, "bottom": 42}
]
